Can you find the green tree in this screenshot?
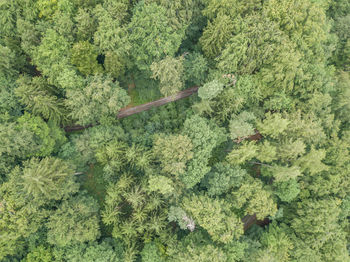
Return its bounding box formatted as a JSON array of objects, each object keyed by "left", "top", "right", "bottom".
[
  {"left": 71, "top": 41, "right": 103, "bottom": 75},
  {"left": 141, "top": 242, "right": 164, "bottom": 262},
  {"left": 290, "top": 198, "right": 349, "bottom": 261},
  {"left": 65, "top": 75, "right": 130, "bottom": 125},
  {"left": 32, "top": 29, "right": 84, "bottom": 90},
  {"left": 231, "top": 177, "right": 277, "bottom": 220},
  {"left": 20, "top": 157, "right": 79, "bottom": 203},
  {"left": 229, "top": 111, "right": 256, "bottom": 142},
  {"left": 167, "top": 231, "right": 228, "bottom": 262},
  {"left": 102, "top": 174, "right": 167, "bottom": 245},
  {"left": 75, "top": 8, "right": 97, "bottom": 41},
  {"left": 146, "top": 0, "right": 195, "bottom": 32},
  {"left": 153, "top": 134, "right": 193, "bottom": 177},
  {"left": 0, "top": 167, "right": 47, "bottom": 259},
  {"left": 198, "top": 79, "right": 224, "bottom": 101},
  {"left": 181, "top": 115, "right": 227, "bottom": 188},
  {"left": 151, "top": 56, "right": 184, "bottom": 96},
  {"left": 128, "top": 2, "right": 183, "bottom": 71},
  {"left": 259, "top": 223, "right": 293, "bottom": 262},
  {"left": 47, "top": 193, "right": 100, "bottom": 247},
  {"left": 200, "top": 15, "right": 235, "bottom": 59},
  {"left": 201, "top": 162, "right": 246, "bottom": 196},
  {"left": 15, "top": 75, "right": 66, "bottom": 124},
  {"left": 24, "top": 246, "right": 53, "bottom": 262},
  {"left": 52, "top": 238, "right": 124, "bottom": 262},
  {"left": 182, "top": 194, "right": 243, "bottom": 243},
  {"left": 183, "top": 52, "right": 208, "bottom": 86},
  {"left": 16, "top": 113, "right": 66, "bottom": 157},
  {"left": 93, "top": 2, "right": 130, "bottom": 51},
  {"left": 0, "top": 45, "right": 17, "bottom": 78}
]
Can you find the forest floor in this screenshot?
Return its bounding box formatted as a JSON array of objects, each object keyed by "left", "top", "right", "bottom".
[
  {"left": 81, "top": 164, "right": 106, "bottom": 207},
  {"left": 81, "top": 164, "right": 112, "bottom": 236}
]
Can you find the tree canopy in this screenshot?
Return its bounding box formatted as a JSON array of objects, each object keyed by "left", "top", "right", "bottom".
[{"left": 0, "top": 0, "right": 349, "bottom": 261}]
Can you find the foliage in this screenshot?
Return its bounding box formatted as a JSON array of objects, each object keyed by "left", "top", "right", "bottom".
[
  {"left": 16, "top": 113, "right": 66, "bottom": 157},
  {"left": 65, "top": 75, "right": 130, "bottom": 125},
  {"left": 198, "top": 79, "right": 224, "bottom": 100},
  {"left": 140, "top": 242, "right": 164, "bottom": 262},
  {"left": 231, "top": 177, "right": 277, "bottom": 220},
  {"left": 52, "top": 238, "right": 124, "bottom": 262},
  {"left": 24, "top": 246, "right": 53, "bottom": 262},
  {"left": 128, "top": 2, "right": 183, "bottom": 71},
  {"left": 153, "top": 134, "right": 193, "bottom": 177},
  {"left": 102, "top": 174, "right": 167, "bottom": 246},
  {"left": 182, "top": 194, "right": 243, "bottom": 243},
  {"left": 181, "top": 115, "right": 227, "bottom": 188},
  {"left": 1, "top": 0, "right": 350, "bottom": 260},
  {"left": 201, "top": 162, "right": 246, "bottom": 196},
  {"left": 20, "top": 157, "right": 79, "bottom": 203},
  {"left": 183, "top": 52, "right": 208, "bottom": 86},
  {"left": 148, "top": 175, "right": 175, "bottom": 195},
  {"left": 71, "top": 41, "right": 103, "bottom": 75},
  {"left": 229, "top": 111, "right": 256, "bottom": 141},
  {"left": 15, "top": 75, "right": 66, "bottom": 124},
  {"left": 151, "top": 56, "right": 184, "bottom": 96},
  {"left": 47, "top": 193, "right": 100, "bottom": 247}
]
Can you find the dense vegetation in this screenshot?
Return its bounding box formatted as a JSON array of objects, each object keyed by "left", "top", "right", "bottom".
[{"left": 0, "top": 0, "right": 349, "bottom": 261}]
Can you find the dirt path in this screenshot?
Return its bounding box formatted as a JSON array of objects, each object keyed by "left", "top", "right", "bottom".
[
  {"left": 117, "top": 86, "right": 199, "bottom": 118},
  {"left": 64, "top": 86, "right": 199, "bottom": 132}
]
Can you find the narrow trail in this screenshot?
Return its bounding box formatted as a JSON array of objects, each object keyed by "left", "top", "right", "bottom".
[{"left": 64, "top": 86, "right": 199, "bottom": 132}]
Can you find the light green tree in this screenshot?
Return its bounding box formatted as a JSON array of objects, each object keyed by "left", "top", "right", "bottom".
[
  {"left": 20, "top": 157, "right": 79, "bottom": 203},
  {"left": 151, "top": 56, "right": 184, "bottom": 96},
  {"left": 153, "top": 134, "right": 193, "bottom": 177},
  {"left": 229, "top": 111, "right": 256, "bottom": 142},
  {"left": 274, "top": 179, "right": 300, "bottom": 203},
  {"left": 148, "top": 175, "right": 175, "bottom": 195},
  {"left": 231, "top": 177, "right": 277, "bottom": 220},
  {"left": 71, "top": 41, "right": 103, "bottom": 75},
  {"left": 198, "top": 79, "right": 224, "bottom": 101},
  {"left": 182, "top": 194, "right": 243, "bottom": 243},
  {"left": 257, "top": 112, "right": 290, "bottom": 139},
  {"left": 227, "top": 141, "right": 258, "bottom": 165}
]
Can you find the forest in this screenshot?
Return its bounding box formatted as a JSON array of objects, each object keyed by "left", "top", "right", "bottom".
[{"left": 0, "top": 0, "right": 349, "bottom": 261}]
